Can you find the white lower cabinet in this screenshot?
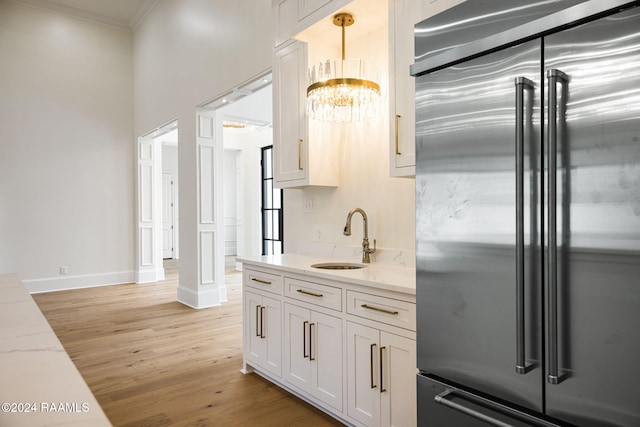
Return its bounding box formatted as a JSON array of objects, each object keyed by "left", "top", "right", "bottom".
[
  {"left": 347, "top": 321, "right": 417, "bottom": 427},
  {"left": 284, "top": 302, "right": 343, "bottom": 411},
  {"left": 244, "top": 290, "right": 282, "bottom": 377},
  {"left": 242, "top": 263, "right": 416, "bottom": 426}
]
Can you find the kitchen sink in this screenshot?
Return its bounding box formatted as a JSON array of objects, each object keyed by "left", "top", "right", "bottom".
[{"left": 311, "top": 262, "right": 367, "bottom": 270}]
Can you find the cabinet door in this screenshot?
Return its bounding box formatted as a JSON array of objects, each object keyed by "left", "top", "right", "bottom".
[
  {"left": 263, "top": 295, "right": 282, "bottom": 377},
  {"left": 297, "top": 0, "right": 331, "bottom": 21},
  {"left": 273, "top": 0, "right": 298, "bottom": 48},
  {"left": 310, "top": 311, "right": 343, "bottom": 411},
  {"left": 244, "top": 292, "right": 282, "bottom": 377},
  {"left": 390, "top": 0, "right": 469, "bottom": 177},
  {"left": 543, "top": 9, "right": 640, "bottom": 426},
  {"left": 273, "top": 41, "right": 308, "bottom": 187},
  {"left": 284, "top": 303, "right": 311, "bottom": 390},
  {"left": 347, "top": 322, "right": 381, "bottom": 427},
  {"left": 380, "top": 332, "right": 416, "bottom": 427},
  {"left": 245, "top": 291, "right": 265, "bottom": 367},
  {"left": 389, "top": 0, "right": 417, "bottom": 176}
]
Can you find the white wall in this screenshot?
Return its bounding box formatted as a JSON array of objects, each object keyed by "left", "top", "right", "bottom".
[
  {"left": 0, "top": 2, "right": 134, "bottom": 291},
  {"left": 133, "top": 0, "right": 272, "bottom": 302},
  {"left": 285, "top": 22, "right": 416, "bottom": 256}
]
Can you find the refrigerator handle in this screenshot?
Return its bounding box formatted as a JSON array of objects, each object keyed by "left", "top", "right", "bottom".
[
  {"left": 436, "top": 391, "right": 514, "bottom": 427},
  {"left": 435, "top": 389, "right": 565, "bottom": 427},
  {"left": 515, "top": 77, "right": 535, "bottom": 375},
  {"left": 547, "top": 69, "right": 568, "bottom": 385}
]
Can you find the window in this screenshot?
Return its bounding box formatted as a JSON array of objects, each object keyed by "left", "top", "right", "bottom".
[{"left": 261, "top": 146, "right": 284, "bottom": 255}]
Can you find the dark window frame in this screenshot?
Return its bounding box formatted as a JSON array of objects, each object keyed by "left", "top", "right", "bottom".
[{"left": 261, "top": 145, "right": 284, "bottom": 255}]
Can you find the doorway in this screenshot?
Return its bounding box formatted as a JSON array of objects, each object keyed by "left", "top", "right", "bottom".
[
  {"left": 205, "top": 72, "right": 275, "bottom": 273},
  {"left": 158, "top": 126, "right": 179, "bottom": 260},
  {"left": 135, "top": 120, "right": 178, "bottom": 283}
]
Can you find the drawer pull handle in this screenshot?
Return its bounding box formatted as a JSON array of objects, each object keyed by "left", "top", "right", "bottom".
[
  {"left": 370, "top": 343, "right": 377, "bottom": 389},
  {"left": 251, "top": 278, "right": 272, "bottom": 285},
  {"left": 303, "top": 321, "right": 309, "bottom": 358},
  {"left": 380, "top": 346, "right": 387, "bottom": 393},
  {"left": 255, "top": 305, "right": 261, "bottom": 337},
  {"left": 297, "top": 289, "right": 323, "bottom": 298},
  {"left": 309, "top": 323, "right": 315, "bottom": 361},
  {"left": 361, "top": 304, "right": 399, "bottom": 315},
  {"left": 395, "top": 114, "right": 401, "bottom": 155}
]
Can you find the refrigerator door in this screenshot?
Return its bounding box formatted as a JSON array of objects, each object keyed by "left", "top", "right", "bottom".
[
  {"left": 414, "top": 0, "right": 587, "bottom": 66},
  {"left": 543, "top": 7, "right": 640, "bottom": 427},
  {"left": 416, "top": 39, "right": 544, "bottom": 412}
]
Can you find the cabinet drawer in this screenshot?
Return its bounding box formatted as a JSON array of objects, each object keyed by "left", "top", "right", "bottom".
[
  {"left": 245, "top": 269, "right": 283, "bottom": 295},
  {"left": 285, "top": 278, "right": 341, "bottom": 311},
  {"left": 347, "top": 291, "right": 415, "bottom": 331}
]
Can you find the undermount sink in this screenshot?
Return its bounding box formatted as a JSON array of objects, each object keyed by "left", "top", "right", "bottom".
[{"left": 311, "top": 262, "right": 367, "bottom": 270}]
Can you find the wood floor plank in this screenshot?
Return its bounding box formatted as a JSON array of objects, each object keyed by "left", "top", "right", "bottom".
[{"left": 33, "top": 260, "right": 344, "bottom": 426}]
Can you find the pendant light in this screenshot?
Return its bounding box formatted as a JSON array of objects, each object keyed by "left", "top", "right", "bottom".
[{"left": 306, "top": 13, "right": 381, "bottom": 123}]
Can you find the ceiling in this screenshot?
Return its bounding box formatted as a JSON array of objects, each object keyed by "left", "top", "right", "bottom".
[{"left": 8, "top": 0, "right": 158, "bottom": 30}]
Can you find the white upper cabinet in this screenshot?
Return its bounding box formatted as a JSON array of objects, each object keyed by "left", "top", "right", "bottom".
[
  {"left": 389, "top": 0, "right": 416, "bottom": 177},
  {"left": 298, "top": 0, "right": 333, "bottom": 21},
  {"left": 272, "top": 0, "right": 349, "bottom": 188},
  {"left": 273, "top": 0, "right": 299, "bottom": 48},
  {"left": 273, "top": 40, "right": 340, "bottom": 188},
  {"left": 273, "top": 40, "right": 308, "bottom": 186},
  {"left": 273, "top": 0, "right": 352, "bottom": 48},
  {"left": 389, "top": 0, "right": 467, "bottom": 177}
]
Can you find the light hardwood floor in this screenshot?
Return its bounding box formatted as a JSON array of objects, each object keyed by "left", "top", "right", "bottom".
[{"left": 33, "top": 260, "right": 344, "bottom": 427}]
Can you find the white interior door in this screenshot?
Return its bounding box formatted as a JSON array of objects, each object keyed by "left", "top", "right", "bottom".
[{"left": 162, "top": 173, "right": 174, "bottom": 259}]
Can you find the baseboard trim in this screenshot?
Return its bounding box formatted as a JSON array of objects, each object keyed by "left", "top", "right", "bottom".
[
  {"left": 25, "top": 270, "right": 136, "bottom": 294},
  {"left": 135, "top": 267, "right": 165, "bottom": 283},
  {"left": 177, "top": 285, "right": 221, "bottom": 309}
]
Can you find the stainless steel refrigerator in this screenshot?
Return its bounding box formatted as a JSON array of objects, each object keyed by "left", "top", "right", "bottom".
[{"left": 411, "top": 1, "right": 640, "bottom": 426}]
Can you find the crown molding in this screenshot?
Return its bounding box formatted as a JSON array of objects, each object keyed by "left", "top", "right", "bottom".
[
  {"left": 3, "top": 0, "right": 158, "bottom": 32},
  {"left": 130, "top": 0, "right": 158, "bottom": 32}
]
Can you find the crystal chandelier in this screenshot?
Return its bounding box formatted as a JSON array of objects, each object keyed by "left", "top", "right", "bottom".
[{"left": 306, "top": 13, "right": 381, "bottom": 123}]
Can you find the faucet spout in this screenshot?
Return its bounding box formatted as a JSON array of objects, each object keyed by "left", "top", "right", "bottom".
[{"left": 343, "top": 208, "right": 376, "bottom": 263}]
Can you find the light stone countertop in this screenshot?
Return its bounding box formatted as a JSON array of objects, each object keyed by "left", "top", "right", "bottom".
[
  {"left": 237, "top": 251, "right": 416, "bottom": 296},
  {"left": 0, "top": 273, "right": 112, "bottom": 427}
]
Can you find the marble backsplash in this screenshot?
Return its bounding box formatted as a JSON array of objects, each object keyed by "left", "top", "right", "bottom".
[{"left": 292, "top": 241, "right": 416, "bottom": 268}]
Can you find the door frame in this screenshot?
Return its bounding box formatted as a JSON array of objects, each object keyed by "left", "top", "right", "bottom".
[
  {"left": 162, "top": 172, "right": 175, "bottom": 259},
  {"left": 135, "top": 119, "right": 177, "bottom": 283}
]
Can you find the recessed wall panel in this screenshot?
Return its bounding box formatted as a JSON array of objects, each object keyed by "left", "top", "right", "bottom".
[
  {"left": 141, "top": 227, "right": 153, "bottom": 266},
  {"left": 140, "top": 164, "right": 153, "bottom": 222},
  {"left": 199, "top": 145, "right": 215, "bottom": 224},
  {"left": 200, "top": 230, "right": 216, "bottom": 285},
  {"left": 140, "top": 141, "right": 153, "bottom": 160},
  {"left": 199, "top": 115, "right": 214, "bottom": 139}
]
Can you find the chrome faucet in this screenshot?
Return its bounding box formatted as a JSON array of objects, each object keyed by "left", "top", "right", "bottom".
[{"left": 343, "top": 208, "right": 376, "bottom": 263}]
